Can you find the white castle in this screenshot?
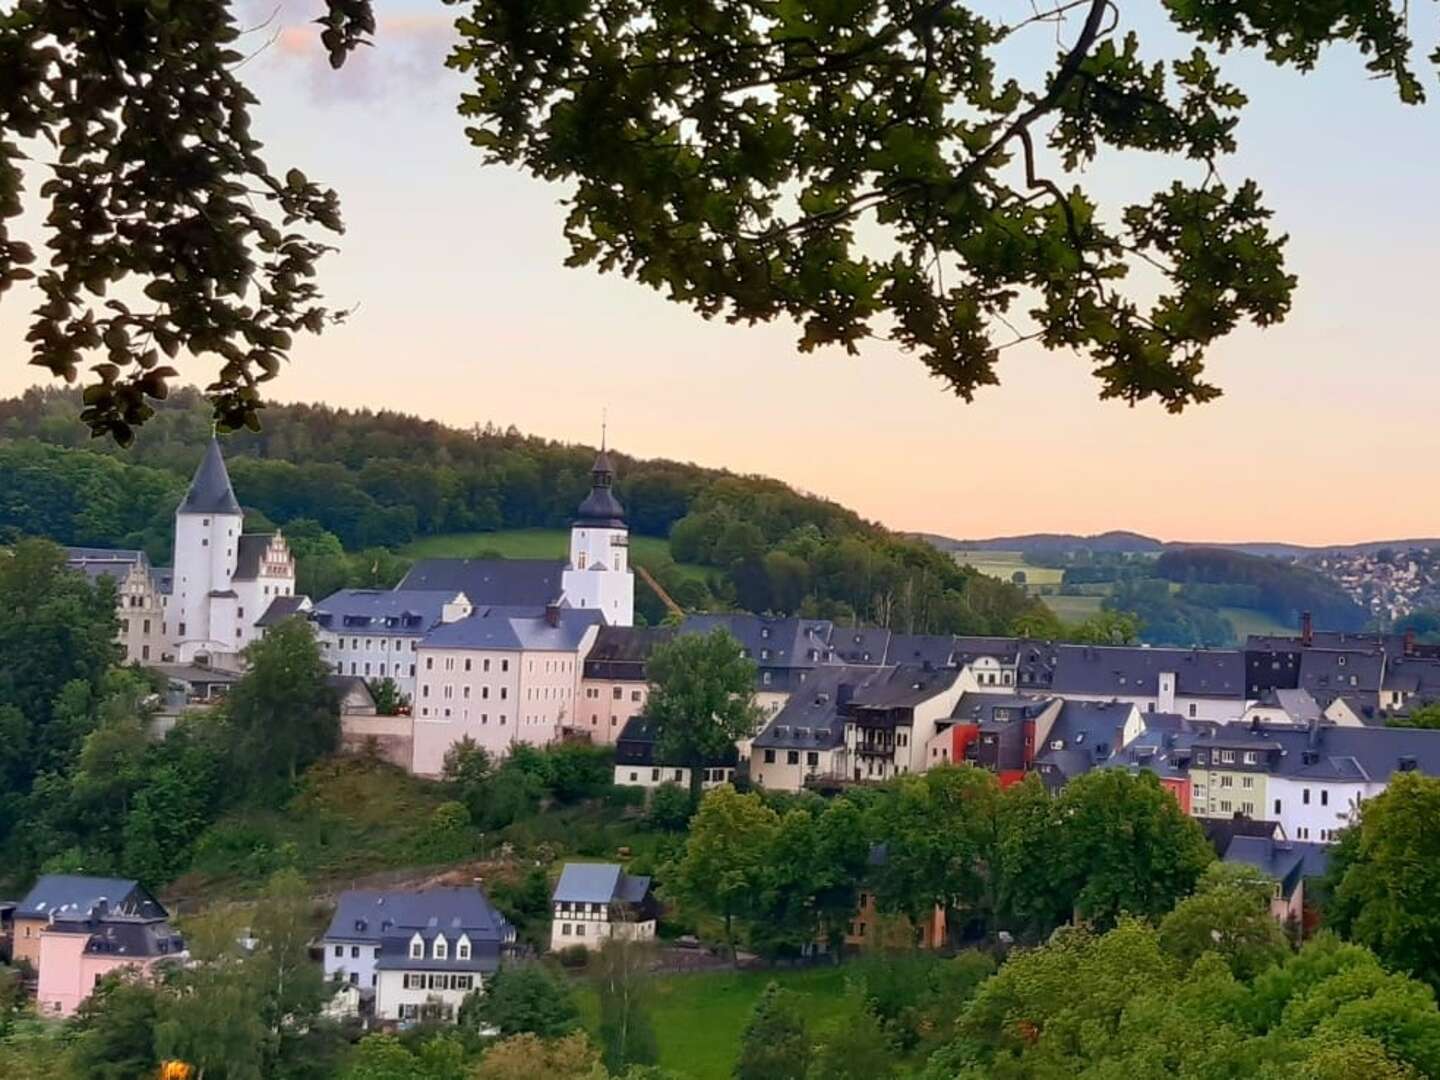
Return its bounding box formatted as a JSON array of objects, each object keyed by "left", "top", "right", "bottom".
[
  {"left": 68, "top": 439, "right": 636, "bottom": 674},
  {"left": 67, "top": 438, "right": 302, "bottom": 667}
]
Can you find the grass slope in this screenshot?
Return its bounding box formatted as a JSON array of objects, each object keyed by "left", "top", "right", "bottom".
[
  {"left": 401, "top": 528, "right": 710, "bottom": 583},
  {"left": 950, "top": 550, "right": 1064, "bottom": 587},
  {"left": 576, "top": 966, "right": 852, "bottom": 1080},
  {"left": 170, "top": 758, "right": 455, "bottom": 902}
]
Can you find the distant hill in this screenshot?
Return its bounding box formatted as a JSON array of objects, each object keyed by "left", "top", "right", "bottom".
[{"left": 914, "top": 531, "right": 1440, "bottom": 560}]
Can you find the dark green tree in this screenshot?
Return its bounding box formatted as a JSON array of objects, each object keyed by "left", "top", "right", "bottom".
[
  {"left": 226, "top": 617, "right": 339, "bottom": 791},
  {"left": 645, "top": 782, "right": 694, "bottom": 832},
  {"left": 461, "top": 965, "right": 581, "bottom": 1039},
  {"left": 1326, "top": 771, "right": 1440, "bottom": 991},
  {"left": 445, "top": 1, "right": 1440, "bottom": 414},
  {"left": 367, "top": 677, "right": 407, "bottom": 717},
  {"left": 734, "top": 982, "right": 811, "bottom": 1080},
  {"left": 1050, "top": 768, "right": 1213, "bottom": 926},
  {"left": 64, "top": 973, "right": 163, "bottom": 1080},
  {"left": 1158, "top": 862, "right": 1291, "bottom": 979},
  {"left": 0, "top": 1, "right": 375, "bottom": 441},
  {"left": 670, "top": 785, "right": 778, "bottom": 962},
  {"left": 806, "top": 991, "right": 895, "bottom": 1080},
  {"left": 644, "top": 629, "right": 761, "bottom": 801}
]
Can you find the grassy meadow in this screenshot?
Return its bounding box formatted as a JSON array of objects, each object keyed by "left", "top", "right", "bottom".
[
  {"left": 576, "top": 966, "right": 855, "bottom": 1080},
  {"left": 949, "top": 550, "right": 1064, "bottom": 586},
  {"left": 401, "top": 528, "right": 710, "bottom": 583}
]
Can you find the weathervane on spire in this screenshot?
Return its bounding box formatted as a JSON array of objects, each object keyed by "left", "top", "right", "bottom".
[{"left": 601, "top": 407, "right": 607, "bottom": 452}]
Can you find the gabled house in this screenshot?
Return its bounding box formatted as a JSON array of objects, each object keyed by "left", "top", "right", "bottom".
[
  {"left": 1222, "top": 834, "right": 1330, "bottom": 925},
  {"left": 845, "top": 665, "right": 965, "bottom": 781},
  {"left": 750, "top": 665, "right": 882, "bottom": 791},
  {"left": 12, "top": 875, "right": 166, "bottom": 971},
  {"left": 577, "top": 626, "right": 673, "bottom": 744},
  {"left": 550, "top": 863, "right": 656, "bottom": 951},
  {"left": 1050, "top": 644, "right": 1247, "bottom": 720},
  {"left": 1189, "top": 720, "right": 1440, "bottom": 842},
  {"left": 929, "top": 692, "right": 1063, "bottom": 785},
  {"left": 612, "top": 715, "right": 738, "bottom": 790},
  {"left": 36, "top": 912, "right": 186, "bottom": 1016},
  {"left": 322, "top": 886, "right": 515, "bottom": 1023},
  {"left": 1030, "top": 699, "right": 1143, "bottom": 790}
]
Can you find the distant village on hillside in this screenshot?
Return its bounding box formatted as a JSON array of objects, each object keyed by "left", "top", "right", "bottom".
[{"left": 60, "top": 438, "right": 1440, "bottom": 844}]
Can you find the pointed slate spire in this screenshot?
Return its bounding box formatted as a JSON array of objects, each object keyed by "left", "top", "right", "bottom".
[{"left": 178, "top": 438, "right": 242, "bottom": 516}]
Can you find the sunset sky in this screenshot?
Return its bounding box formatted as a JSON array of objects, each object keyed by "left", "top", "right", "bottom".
[{"left": 3, "top": 2, "right": 1438, "bottom": 546}]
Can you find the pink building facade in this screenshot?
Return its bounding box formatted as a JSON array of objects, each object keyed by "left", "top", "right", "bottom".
[{"left": 36, "top": 916, "right": 185, "bottom": 1017}]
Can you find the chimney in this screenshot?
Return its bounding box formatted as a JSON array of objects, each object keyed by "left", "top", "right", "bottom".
[
  {"left": 545, "top": 602, "right": 561, "bottom": 628},
  {"left": 1300, "top": 611, "right": 1313, "bottom": 647},
  {"left": 1405, "top": 629, "right": 1416, "bottom": 656}
]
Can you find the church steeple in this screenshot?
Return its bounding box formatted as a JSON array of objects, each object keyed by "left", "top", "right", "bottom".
[
  {"left": 178, "top": 438, "right": 242, "bottom": 516},
  {"left": 575, "top": 446, "right": 625, "bottom": 527}
]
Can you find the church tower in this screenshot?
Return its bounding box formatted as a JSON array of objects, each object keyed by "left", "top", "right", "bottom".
[
  {"left": 562, "top": 446, "right": 634, "bottom": 626},
  {"left": 172, "top": 437, "right": 244, "bottom": 660}
]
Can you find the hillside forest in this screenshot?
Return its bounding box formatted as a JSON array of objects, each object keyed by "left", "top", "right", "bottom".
[{"left": 0, "top": 387, "right": 1044, "bottom": 635}]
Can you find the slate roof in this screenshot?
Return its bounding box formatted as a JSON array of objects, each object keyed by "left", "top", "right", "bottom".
[
  {"left": 16, "top": 875, "right": 165, "bottom": 921},
  {"left": 1252, "top": 687, "right": 1325, "bottom": 724},
  {"left": 1107, "top": 715, "right": 1211, "bottom": 782},
  {"left": 1201, "top": 816, "right": 1282, "bottom": 856},
  {"left": 1297, "top": 649, "right": 1385, "bottom": 699},
  {"left": 953, "top": 635, "right": 1023, "bottom": 665},
  {"left": 679, "top": 614, "right": 834, "bottom": 668},
  {"left": 178, "top": 438, "right": 242, "bottom": 516},
  {"left": 255, "top": 594, "right": 310, "bottom": 628},
  {"left": 399, "top": 558, "right": 566, "bottom": 607},
  {"left": 753, "top": 665, "right": 882, "bottom": 751},
  {"left": 552, "top": 863, "right": 652, "bottom": 907},
  {"left": 1192, "top": 721, "right": 1440, "bottom": 783},
  {"left": 65, "top": 547, "right": 148, "bottom": 585},
  {"left": 325, "top": 887, "right": 513, "bottom": 973},
  {"left": 1382, "top": 656, "right": 1440, "bottom": 695},
  {"left": 420, "top": 606, "right": 603, "bottom": 651},
  {"left": 1031, "top": 700, "right": 1135, "bottom": 781},
  {"left": 47, "top": 914, "right": 185, "bottom": 960},
  {"left": 312, "top": 588, "right": 454, "bottom": 634},
  {"left": 575, "top": 450, "right": 627, "bottom": 527},
  {"left": 614, "top": 714, "right": 738, "bottom": 769},
  {"left": 233, "top": 534, "right": 279, "bottom": 581},
  {"left": 886, "top": 634, "right": 957, "bottom": 667},
  {"left": 1014, "top": 640, "right": 1060, "bottom": 688},
  {"left": 848, "top": 664, "right": 960, "bottom": 710},
  {"left": 583, "top": 626, "right": 674, "bottom": 680},
  {"left": 1051, "top": 645, "right": 1246, "bottom": 698},
  {"left": 827, "top": 626, "right": 892, "bottom": 665},
  {"left": 1223, "top": 836, "right": 1331, "bottom": 899},
  {"left": 950, "top": 692, "right": 1054, "bottom": 725}
]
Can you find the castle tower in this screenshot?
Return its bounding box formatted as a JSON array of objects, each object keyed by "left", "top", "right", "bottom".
[
  {"left": 562, "top": 446, "right": 634, "bottom": 626},
  {"left": 172, "top": 437, "right": 243, "bottom": 660}
]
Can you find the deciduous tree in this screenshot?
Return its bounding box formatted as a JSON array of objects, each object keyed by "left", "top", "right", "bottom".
[
  {"left": 1326, "top": 772, "right": 1440, "bottom": 991},
  {"left": 670, "top": 785, "right": 779, "bottom": 962},
  {"left": 644, "top": 629, "right": 761, "bottom": 801},
  {"left": 446, "top": 0, "right": 1440, "bottom": 414},
  {"left": 735, "top": 981, "right": 811, "bottom": 1080},
  {"left": 462, "top": 964, "right": 581, "bottom": 1039}
]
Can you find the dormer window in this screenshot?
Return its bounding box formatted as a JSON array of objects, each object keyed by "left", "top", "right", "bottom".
[
  {"left": 457, "top": 935, "right": 472, "bottom": 960},
  {"left": 433, "top": 935, "right": 448, "bottom": 960},
  {"left": 409, "top": 933, "right": 424, "bottom": 959}
]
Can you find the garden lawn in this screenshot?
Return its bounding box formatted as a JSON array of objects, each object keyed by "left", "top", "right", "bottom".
[
  {"left": 401, "top": 528, "right": 710, "bottom": 583},
  {"left": 576, "top": 965, "right": 852, "bottom": 1080}
]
